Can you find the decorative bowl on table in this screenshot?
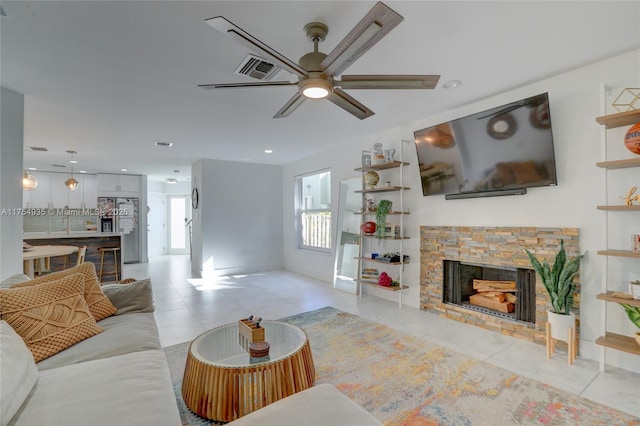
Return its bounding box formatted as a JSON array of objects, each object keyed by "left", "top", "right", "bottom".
[{"left": 249, "top": 341, "right": 270, "bottom": 358}]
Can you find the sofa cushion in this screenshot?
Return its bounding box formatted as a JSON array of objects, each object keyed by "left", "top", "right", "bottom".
[
  {"left": 9, "top": 350, "right": 181, "bottom": 426},
  {"left": 0, "top": 273, "right": 30, "bottom": 289},
  {"left": 37, "top": 312, "right": 161, "bottom": 371},
  {"left": 12, "top": 263, "right": 117, "bottom": 322},
  {"left": 101, "top": 279, "right": 154, "bottom": 315},
  {"left": 0, "top": 321, "right": 38, "bottom": 426},
  {"left": 226, "top": 383, "right": 383, "bottom": 426},
  {"left": 0, "top": 273, "right": 103, "bottom": 362}
]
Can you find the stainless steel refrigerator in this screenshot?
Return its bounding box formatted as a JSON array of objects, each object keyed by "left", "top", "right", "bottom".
[{"left": 97, "top": 197, "right": 140, "bottom": 263}]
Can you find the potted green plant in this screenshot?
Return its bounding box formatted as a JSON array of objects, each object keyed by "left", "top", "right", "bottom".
[
  {"left": 525, "top": 239, "right": 585, "bottom": 341},
  {"left": 618, "top": 303, "right": 640, "bottom": 347},
  {"left": 375, "top": 200, "right": 392, "bottom": 240}
]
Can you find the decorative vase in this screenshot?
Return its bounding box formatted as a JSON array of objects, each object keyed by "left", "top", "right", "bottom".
[
  {"left": 547, "top": 310, "right": 576, "bottom": 342},
  {"left": 360, "top": 221, "right": 376, "bottom": 235}
]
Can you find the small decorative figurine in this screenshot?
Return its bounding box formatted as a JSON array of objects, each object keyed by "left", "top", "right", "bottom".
[
  {"left": 372, "top": 143, "right": 385, "bottom": 164},
  {"left": 622, "top": 186, "right": 640, "bottom": 206},
  {"left": 361, "top": 151, "right": 371, "bottom": 167},
  {"left": 365, "top": 198, "right": 376, "bottom": 212},
  {"left": 384, "top": 148, "right": 396, "bottom": 162}
]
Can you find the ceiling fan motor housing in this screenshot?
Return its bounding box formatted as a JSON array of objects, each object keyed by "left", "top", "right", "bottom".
[{"left": 298, "top": 49, "right": 333, "bottom": 99}]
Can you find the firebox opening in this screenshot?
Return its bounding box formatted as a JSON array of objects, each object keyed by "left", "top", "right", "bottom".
[{"left": 443, "top": 260, "right": 536, "bottom": 324}]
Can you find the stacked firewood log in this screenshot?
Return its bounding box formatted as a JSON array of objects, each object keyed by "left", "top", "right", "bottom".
[{"left": 469, "top": 279, "right": 517, "bottom": 313}]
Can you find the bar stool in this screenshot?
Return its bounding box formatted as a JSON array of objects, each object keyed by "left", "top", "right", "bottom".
[
  {"left": 98, "top": 247, "right": 120, "bottom": 283},
  {"left": 76, "top": 246, "right": 87, "bottom": 266}
]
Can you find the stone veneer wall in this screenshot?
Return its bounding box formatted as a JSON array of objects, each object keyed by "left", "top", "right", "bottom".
[{"left": 420, "top": 226, "right": 580, "bottom": 346}]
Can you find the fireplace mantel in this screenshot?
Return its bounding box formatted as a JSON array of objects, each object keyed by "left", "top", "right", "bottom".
[{"left": 420, "top": 226, "right": 580, "bottom": 346}]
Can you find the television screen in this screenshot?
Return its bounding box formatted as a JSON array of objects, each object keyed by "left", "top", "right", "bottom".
[{"left": 414, "top": 93, "right": 557, "bottom": 199}]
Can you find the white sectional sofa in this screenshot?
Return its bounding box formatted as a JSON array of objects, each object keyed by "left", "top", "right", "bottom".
[
  {"left": 226, "top": 383, "right": 383, "bottom": 425},
  {"left": 0, "top": 265, "right": 181, "bottom": 426}
]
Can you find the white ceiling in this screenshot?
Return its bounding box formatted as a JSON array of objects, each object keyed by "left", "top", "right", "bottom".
[{"left": 2, "top": 1, "right": 639, "bottom": 182}]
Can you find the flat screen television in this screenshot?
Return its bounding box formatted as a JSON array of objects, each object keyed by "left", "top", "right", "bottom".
[{"left": 414, "top": 92, "right": 557, "bottom": 199}]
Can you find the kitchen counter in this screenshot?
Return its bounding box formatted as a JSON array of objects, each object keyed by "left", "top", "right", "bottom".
[
  {"left": 23, "top": 233, "right": 123, "bottom": 282},
  {"left": 23, "top": 231, "right": 121, "bottom": 239}
]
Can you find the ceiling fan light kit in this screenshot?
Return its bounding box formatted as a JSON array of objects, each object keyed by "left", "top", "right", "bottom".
[
  {"left": 300, "top": 76, "right": 332, "bottom": 99},
  {"left": 201, "top": 1, "right": 440, "bottom": 120}
]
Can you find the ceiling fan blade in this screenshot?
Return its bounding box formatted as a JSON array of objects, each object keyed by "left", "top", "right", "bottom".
[
  {"left": 205, "top": 16, "right": 308, "bottom": 78},
  {"left": 327, "top": 88, "right": 374, "bottom": 120},
  {"left": 273, "top": 92, "right": 306, "bottom": 118},
  {"left": 337, "top": 75, "right": 440, "bottom": 90},
  {"left": 198, "top": 81, "right": 296, "bottom": 90},
  {"left": 320, "top": 2, "right": 403, "bottom": 78}
]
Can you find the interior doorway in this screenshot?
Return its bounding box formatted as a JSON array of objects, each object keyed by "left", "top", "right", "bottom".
[{"left": 168, "top": 195, "right": 191, "bottom": 255}]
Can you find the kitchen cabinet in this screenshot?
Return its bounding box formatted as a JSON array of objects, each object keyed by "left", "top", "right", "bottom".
[
  {"left": 97, "top": 173, "right": 140, "bottom": 196},
  {"left": 67, "top": 174, "right": 98, "bottom": 209},
  {"left": 23, "top": 171, "right": 51, "bottom": 208},
  {"left": 49, "top": 172, "right": 70, "bottom": 208},
  {"left": 23, "top": 172, "right": 98, "bottom": 209},
  {"left": 82, "top": 174, "right": 98, "bottom": 209}
]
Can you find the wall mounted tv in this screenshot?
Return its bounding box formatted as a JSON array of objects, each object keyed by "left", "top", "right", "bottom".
[{"left": 414, "top": 92, "right": 557, "bottom": 200}]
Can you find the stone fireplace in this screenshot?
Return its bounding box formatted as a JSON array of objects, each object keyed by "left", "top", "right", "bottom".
[
  {"left": 420, "top": 226, "right": 580, "bottom": 346},
  {"left": 443, "top": 260, "right": 537, "bottom": 324}
]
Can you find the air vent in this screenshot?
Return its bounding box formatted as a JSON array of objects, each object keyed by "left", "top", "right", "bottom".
[
  {"left": 155, "top": 141, "right": 173, "bottom": 147},
  {"left": 234, "top": 54, "right": 281, "bottom": 81},
  {"left": 51, "top": 164, "right": 66, "bottom": 168},
  {"left": 30, "top": 146, "right": 48, "bottom": 152}
]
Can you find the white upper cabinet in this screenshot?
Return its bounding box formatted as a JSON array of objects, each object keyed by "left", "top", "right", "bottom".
[
  {"left": 97, "top": 173, "right": 140, "bottom": 196},
  {"left": 82, "top": 174, "right": 98, "bottom": 209},
  {"left": 50, "top": 172, "right": 70, "bottom": 208},
  {"left": 23, "top": 171, "right": 51, "bottom": 208},
  {"left": 23, "top": 172, "right": 98, "bottom": 209}
]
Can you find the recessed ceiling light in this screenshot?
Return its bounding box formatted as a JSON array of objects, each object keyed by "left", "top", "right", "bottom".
[
  {"left": 265, "top": 149, "right": 273, "bottom": 154},
  {"left": 155, "top": 141, "right": 174, "bottom": 147},
  {"left": 79, "top": 170, "right": 87, "bottom": 173},
  {"left": 442, "top": 80, "right": 462, "bottom": 89},
  {"left": 69, "top": 160, "right": 78, "bottom": 164},
  {"left": 165, "top": 178, "right": 178, "bottom": 184},
  {"left": 121, "top": 168, "right": 128, "bottom": 172},
  {"left": 28, "top": 167, "right": 37, "bottom": 171}
]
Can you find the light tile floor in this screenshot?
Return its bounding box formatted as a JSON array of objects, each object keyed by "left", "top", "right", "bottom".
[{"left": 123, "top": 255, "right": 640, "bottom": 418}]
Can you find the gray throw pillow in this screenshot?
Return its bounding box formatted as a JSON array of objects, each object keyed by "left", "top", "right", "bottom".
[
  {"left": 101, "top": 279, "right": 155, "bottom": 315},
  {"left": 0, "top": 273, "right": 31, "bottom": 289}
]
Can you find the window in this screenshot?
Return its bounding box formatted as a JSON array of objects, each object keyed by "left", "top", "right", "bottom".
[{"left": 295, "top": 170, "right": 331, "bottom": 251}]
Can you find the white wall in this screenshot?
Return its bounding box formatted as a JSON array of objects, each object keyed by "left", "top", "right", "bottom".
[
  {"left": 192, "top": 159, "right": 283, "bottom": 277},
  {"left": 0, "top": 87, "right": 24, "bottom": 280},
  {"left": 283, "top": 49, "right": 640, "bottom": 372}
]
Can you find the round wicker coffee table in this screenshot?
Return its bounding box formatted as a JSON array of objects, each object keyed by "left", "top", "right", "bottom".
[{"left": 181, "top": 321, "right": 315, "bottom": 422}]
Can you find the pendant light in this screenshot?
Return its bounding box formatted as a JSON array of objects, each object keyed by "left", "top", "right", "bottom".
[
  {"left": 65, "top": 150, "right": 79, "bottom": 191},
  {"left": 22, "top": 170, "right": 38, "bottom": 191}
]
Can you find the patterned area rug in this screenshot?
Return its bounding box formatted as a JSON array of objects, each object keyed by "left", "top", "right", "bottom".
[{"left": 163, "top": 306, "right": 639, "bottom": 425}]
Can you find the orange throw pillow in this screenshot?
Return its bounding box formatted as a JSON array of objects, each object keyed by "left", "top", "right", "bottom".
[
  {"left": 0, "top": 273, "right": 104, "bottom": 362},
  {"left": 13, "top": 262, "right": 116, "bottom": 321}
]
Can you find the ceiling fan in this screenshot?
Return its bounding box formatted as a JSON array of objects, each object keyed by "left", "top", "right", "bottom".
[{"left": 199, "top": 1, "right": 440, "bottom": 120}]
